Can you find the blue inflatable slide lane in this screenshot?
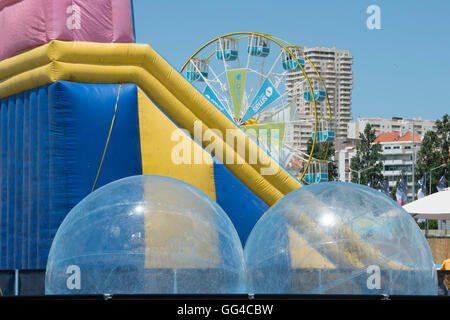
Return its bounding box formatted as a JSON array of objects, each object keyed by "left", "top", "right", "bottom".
[{"left": 0, "top": 81, "right": 142, "bottom": 269}]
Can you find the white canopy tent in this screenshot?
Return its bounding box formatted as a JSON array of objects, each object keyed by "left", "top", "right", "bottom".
[{"left": 403, "top": 188, "right": 450, "bottom": 220}]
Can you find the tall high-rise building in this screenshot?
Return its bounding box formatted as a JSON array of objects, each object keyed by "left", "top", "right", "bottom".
[{"left": 284, "top": 46, "right": 353, "bottom": 151}]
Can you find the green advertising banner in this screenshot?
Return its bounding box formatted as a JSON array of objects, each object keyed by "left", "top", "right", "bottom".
[
  {"left": 226, "top": 68, "right": 248, "bottom": 119},
  {"left": 242, "top": 122, "right": 286, "bottom": 147}
]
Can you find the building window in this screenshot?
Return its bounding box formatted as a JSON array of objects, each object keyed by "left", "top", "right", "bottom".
[
  {"left": 384, "top": 146, "right": 391, "bottom": 150},
  {"left": 393, "top": 146, "right": 400, "bottom": 149}
]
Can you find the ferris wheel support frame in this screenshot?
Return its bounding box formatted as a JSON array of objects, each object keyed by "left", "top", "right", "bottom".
[{"left": 181, "top": 32, "right": 333, "bottom": 183}]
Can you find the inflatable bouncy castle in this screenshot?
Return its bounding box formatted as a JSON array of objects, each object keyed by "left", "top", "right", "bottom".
[{"left": 0, "top": 0, "right": 301, "bottom": 269}]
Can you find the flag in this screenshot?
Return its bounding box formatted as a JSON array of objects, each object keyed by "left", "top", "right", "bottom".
[
  {"left": 417, "top": 176, "right": 426, "bottom": 199},
  {"left": 203, "top": 86, "right": 234, "bottom": 122},
  {"left": 226, "top": 69, "right": 247, "bottom": 119},
  {"left": 378, "top": 177, "right": 389, "bottom": 196},
  {"left": 396, "top": 176, "right": 408, "bottom": 206},
  {"left": 241, "top": 78, "right": 281, "bottom": 123},
  {"left": 437, "top": 173, "right": 447, "bottom": 192}
]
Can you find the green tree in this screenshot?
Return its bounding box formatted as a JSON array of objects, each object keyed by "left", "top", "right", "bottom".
[
  {"left": 390, "top": 184, "right": 397, "bottom": 201},
  {"left": 414, "top": 114, "right": 449, "bottom": 194},
  {"left": 436, "top": 114, "right": 449, "bottom": 165},
  {"left": 428, "top": 220, "right": 439, "bottom": 230},
  {"left": 416, "top": 219, "right": 438, "bottom": 230},
  {"left": 306, "top": 139, "right": 338, "bottom": 181},
  {"left": 350, "top": 123, "right": 384, "bottom": 187}
]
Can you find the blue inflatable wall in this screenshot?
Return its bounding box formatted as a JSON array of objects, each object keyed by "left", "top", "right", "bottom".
[{"left": 0, "top": 81, "right": 142, "bottom": 269}]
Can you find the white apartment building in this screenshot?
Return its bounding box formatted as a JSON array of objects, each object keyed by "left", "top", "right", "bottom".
[
  {"left": 335, "top": 137, "right": 359, "bottom": 182},
  {"left": 348, "top": 117, "right": 436, "bottom": 140},
  {"left": 284, "top": 46, "right": 353, "bottom": 151},
  {"left": 336, "top": 132, "right": 421, "bottom": 200},
  {"left": 375, "top": 131, "right": 421, "bottom": 201}
]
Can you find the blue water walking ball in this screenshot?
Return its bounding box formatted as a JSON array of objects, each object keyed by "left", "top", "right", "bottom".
[
  {"left": 45, "top": 175, "right": 245, "bottom": 294},
  {"left": 244, "top": 182, "right": 437, "bottom": 295}
]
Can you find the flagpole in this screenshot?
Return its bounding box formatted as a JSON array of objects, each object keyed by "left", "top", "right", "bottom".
[
  {"left": 412, "top": 119, "right": 415, "bottom": 201},
  {"left": 429, "top": 170, "right": 432, "bottom": 195},
  {"left": 430, "top": 163, "right": 447, "bottom": 194}
]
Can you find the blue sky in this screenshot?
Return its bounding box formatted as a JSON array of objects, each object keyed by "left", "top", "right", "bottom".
[{"left": 132, "top": 0, "right": 450, "bottom": 122}]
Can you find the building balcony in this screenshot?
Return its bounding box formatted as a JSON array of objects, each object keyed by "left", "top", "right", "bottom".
[
  {"left": 382, "top": 159, "right": 413, "bottom": 166},
  {"left": 381, "top": 148, "right": 415, "bottom": 156},
  {"left": 383, "top": 169, "right": 412, "bottom": 176}
]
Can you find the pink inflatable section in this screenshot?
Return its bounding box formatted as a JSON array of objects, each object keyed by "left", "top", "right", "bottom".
[{"left": 0, "top": 0, "right": 135, "bottom": 61}]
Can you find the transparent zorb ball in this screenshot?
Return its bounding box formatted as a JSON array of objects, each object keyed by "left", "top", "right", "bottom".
[
  {"left": 45, "top": 175, "right": 245, "bottom": 294},
  {"left": 244, "top": 182, "right": 437, "bottom": 295}
]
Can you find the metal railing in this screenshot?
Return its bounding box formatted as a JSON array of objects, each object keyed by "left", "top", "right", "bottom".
[
  {"left": 0, "top": 269, "right": 45, "bottom": 296},
  {"left": 0, "top": 270, "right": 449, "bottom": 297},
  {"left": 423, "top": 229, "right": 450, "bottom": 237}
]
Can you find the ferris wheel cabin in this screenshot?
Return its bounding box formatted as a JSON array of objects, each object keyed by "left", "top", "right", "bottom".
[
  {"left": 312, "top": 130, "right": 335, "bottom": 143},
  {"left": 304, "top": 172, "right": 329, "bottom": 184},
  {"left": 248, "top": 35, "right": 270, "bottom": 57},
  {"left": 304, "top": 161, "right": 328, "bottom": 184},
  {"left": 186, "top": 58, "right": 209, "bottom": 82},
  {"left": 303, "top": 79, "right": 326, "bottom": 102},
  {"left": 282, "top": 46, "right": 305, "bottom": 71},
  {"left": 216, "top": 37, "right": 239, "bottom": 61},
  {"left": 312, "top": 119, "right": 336, "bottom": 142}
]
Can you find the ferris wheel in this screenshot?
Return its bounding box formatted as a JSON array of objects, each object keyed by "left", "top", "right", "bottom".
[{"left": 180, "top": 32, "right": 335, "bottom": 184}]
